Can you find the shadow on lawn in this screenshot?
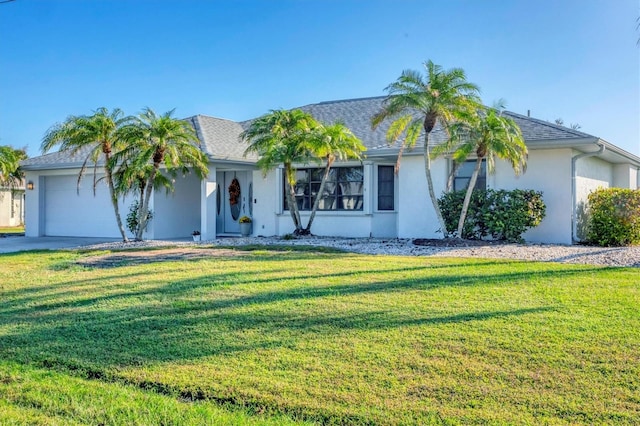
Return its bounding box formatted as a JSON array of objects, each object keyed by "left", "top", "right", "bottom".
[
  {"left": 0, "top": 256, "right": 603, "bottom": 373},
  {"left": 2, "top": 259, "right": 596, "bottom": 319}
]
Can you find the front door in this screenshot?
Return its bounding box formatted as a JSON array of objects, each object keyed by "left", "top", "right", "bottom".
[{"left": 219, "top": 171, "right": 251, "bottom": 234}]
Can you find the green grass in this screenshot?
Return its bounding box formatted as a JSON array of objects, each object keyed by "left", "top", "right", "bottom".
[
  {"left": 0, "top": 225, "right": 24, "bottom": 235},
  {"left": 0, "top": 246, "right": 638, "bottom": 425}
]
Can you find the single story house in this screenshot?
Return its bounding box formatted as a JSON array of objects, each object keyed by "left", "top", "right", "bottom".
[
  {"left": 0, "top": 183, "right": 25, "bottom": 227},
  {"left": 21, "top": 96, "right": 640, "bottom": 244}
]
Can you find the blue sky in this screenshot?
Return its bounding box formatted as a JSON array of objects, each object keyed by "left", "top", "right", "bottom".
[{"left": 1, "top": 0, "right": 638, "bottom": 157}]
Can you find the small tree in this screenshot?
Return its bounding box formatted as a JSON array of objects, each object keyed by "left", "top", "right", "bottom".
[
  {"left": 125, "top": 200, "right": 153, "bottom": 236},
  {"left": 241, "top": 109, "right": 321, "bottom": 235},
  {"left": 372, "top": 60, "right": 481, "bottom": 237},
  {"left": 303, "top": 123, "right": 366, "bottom": 234},
  {"left": 118, "top": 108, "right": 209, "bottom": 241},
  {"left": 0, "top": 145, "right": 27, "bottom": 188},
  {"left": 438, "top": 105, "right": 527, "bottom": 238}
]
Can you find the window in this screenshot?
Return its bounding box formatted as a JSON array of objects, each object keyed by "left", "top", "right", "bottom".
[
  {"left": 453, "top": 160, "right": 486, "bottom": 191},
  {"left": 284, "top": 166, "right": 364, "bottom": 211},
  {"left": 377, "top": 165, "right": 394, "bottom": 211},
  {"left": 216, "top": 184, "right": 221, "bottom": 215}
]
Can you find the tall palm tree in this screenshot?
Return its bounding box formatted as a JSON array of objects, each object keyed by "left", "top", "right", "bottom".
[
  {"left": 372, "top": 60, "right": 481, "bottom": 236},
  {"left": 0, "top": 145, "right": 26, "bottom": 188},
  {"left": 303, "top": 122, "right": 366, "bottom": 234},
  {"left": 241, "top": 109, "right": 321, "bottom": 235},
  {"left": 444, "top": 106, "right": 528, "bottom": 237},
  {"left": 118, "top": 108, "right": 209, "bottom": 241},
  {"left": 41, "top": 108, "right": 133, "bottom": 241}
]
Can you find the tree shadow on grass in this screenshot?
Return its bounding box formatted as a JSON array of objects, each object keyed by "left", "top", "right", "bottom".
[
  {"left": 1, "top": 259, "right": 600, "bottom": 320},
  {"left": 0, "top": 257, "right": 610, "bottom": 423},
  {"left": 0, "top": 259, "right": 603, "bottom": 369}
]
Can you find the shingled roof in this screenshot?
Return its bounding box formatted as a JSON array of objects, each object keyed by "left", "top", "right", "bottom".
[
  {"left": 189, "top": 115, "right": 257, "bottom": 162},
  {"left": 23, "top": 96, "right": 609, "bottom": 170},
  {"left": 297, "top": 96, "right": 596, "bottom": 152}
]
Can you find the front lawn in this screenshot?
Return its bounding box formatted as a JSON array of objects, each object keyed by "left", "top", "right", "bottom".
[
  {"left": 0, "top": 246, "right": 638, "bottom": 424},
  {"left": 0, "top": 226, "right": 24, "bottom": 235}
]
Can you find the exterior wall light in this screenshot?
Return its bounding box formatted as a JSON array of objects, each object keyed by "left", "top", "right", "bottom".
[{"left": 27, "top": 181, "right": 34, "bottom": 190}]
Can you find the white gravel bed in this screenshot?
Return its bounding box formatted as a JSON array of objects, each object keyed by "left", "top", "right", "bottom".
[{"left": 78, "top": 236, "right": 640, "bottom": 268}]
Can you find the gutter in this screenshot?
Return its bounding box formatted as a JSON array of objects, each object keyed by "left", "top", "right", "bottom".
[{"left": 571, "top": 142, "right": 605, "bottom": 243}]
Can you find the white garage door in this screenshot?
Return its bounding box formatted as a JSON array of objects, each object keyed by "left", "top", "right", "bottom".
[{"left": 44, "top": 175, "right": 122, "bottom": 237}]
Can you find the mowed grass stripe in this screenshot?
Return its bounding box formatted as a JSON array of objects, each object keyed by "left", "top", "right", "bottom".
[{"left": 0, "top": 246, "right": 638, "bottom": 424}]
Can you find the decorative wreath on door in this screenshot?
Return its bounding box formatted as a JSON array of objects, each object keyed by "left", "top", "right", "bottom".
[{"left": 228, "top": 178, "right": 241, "bottom": 206}]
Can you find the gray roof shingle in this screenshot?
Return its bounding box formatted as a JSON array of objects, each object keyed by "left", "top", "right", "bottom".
[
  {"left": 297, "top": 96, "right": 595, "bottom": 151},
  {"left": 190, "top": 115, "right": 257, "bottom": 162},
  {"left": 22, "top": 96, "right": 601, "bottom": 169}
]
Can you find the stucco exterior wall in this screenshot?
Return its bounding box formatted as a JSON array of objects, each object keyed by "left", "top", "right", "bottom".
[
  {"left": 23, "top": 172, "right": 40, "bottom": 236},
  {"left": 251, "top": 169, "right": 278, "bottom": 237},
  {"left": 257, "top": 162, "right": 400, "bottom": 238},
  {"left": 573, "top": 154, "right": 614, "bottom": 241},
  {"left": 493, "top": 148, "right": 573, "bottom": 244},
  {"left": 613, "top": 163, "right": 638, "bottom": 189},
  {"left": 153, "top": 172, "right": 202, "bottom": 239},
  {"left": 24, "top": 169, "right": 134, "bottom": 238},
  {"left": 397, "top": 155, "right": 448, "bottom": 239},
  {"left": 24, "top": 168, "right": 202, "bottom": 239},
  {"left": 0, "top": 189, "right": 24, "bottom": 227}
]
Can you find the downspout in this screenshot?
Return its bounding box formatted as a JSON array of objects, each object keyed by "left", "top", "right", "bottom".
[{"left": 571, "top": 142, "right": 605, "bottom": 243}]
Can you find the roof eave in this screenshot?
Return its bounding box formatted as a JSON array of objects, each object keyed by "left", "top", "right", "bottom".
[{"left": 527, "top": 137, "right": 640, "bottom": 166}]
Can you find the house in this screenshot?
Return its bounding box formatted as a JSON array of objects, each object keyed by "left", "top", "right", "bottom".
[
  {"left": 21, "top": 96, "right": 640, "bottom": 244},
  {"left": 0, "top": 182, "right": 25, "bottom": 227}
]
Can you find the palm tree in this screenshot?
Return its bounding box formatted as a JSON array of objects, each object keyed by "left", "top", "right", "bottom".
[
  {"left": 117, "top": 108, "right": 209, "bottom": 241},
  {"left": 240, "top": 109, "right": 321, "bottom": 235},
  {"left": 372, "top": 60, "right": 481, "bottom": 236},
  {"left": 112, "top": 158, "right": 172, "bottom": 236},
  {"left": 41, "top": 108, "right": 133, "bottom": 241},
  {"left": 303, "top": 122, "right": 366, "bottom": 234},
  {"left": 445, "top": 106, "right": 527, "bottom": 238},
  {"left": 0, "top": 145, "right": 26, "bottom": 188}
]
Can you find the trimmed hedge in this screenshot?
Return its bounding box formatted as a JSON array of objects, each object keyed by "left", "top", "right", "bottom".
[
  {"left": 586, "top": 188, "right": 640, "bottom": 247},
  {"left": 439, "top": 189, "right": 546, "bottom": 243}
]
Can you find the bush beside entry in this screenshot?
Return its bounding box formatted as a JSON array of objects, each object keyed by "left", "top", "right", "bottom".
[
  {"left": 586, "top": 188, "right": 640, "bottom": 247},
  {"left": 439, "top": 189, "right": 546, "bottom": 243},
  {"left": 126, "top": 201, "right": 153, "bottom": 237}
]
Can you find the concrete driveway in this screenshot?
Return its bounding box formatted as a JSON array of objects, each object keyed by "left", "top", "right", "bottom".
[{"left": 0, "top": 236, "right": 121, "bottom": 254}]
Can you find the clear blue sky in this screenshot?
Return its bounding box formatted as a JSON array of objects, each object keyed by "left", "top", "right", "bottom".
[{"left": 1, "top": 0, "right": 638, "bottom": 157}]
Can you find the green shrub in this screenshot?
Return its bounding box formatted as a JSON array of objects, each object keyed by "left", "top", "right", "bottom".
[
  {"left": 586, "top": 188, "right": 640, "bottom": 247},
  {"left": 126, "top": 200, "right": 153, "bottom": 236},
  {"left": 438, "top": 190, "right": 489, "bottom": 239},
  {"left": 439, "top": 189, "right": 546, "bottom": 243}
]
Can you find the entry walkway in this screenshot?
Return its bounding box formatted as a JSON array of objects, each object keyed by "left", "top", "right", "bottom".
[{"left": 0, "top": 236, "right": 121, "bottom": 254}]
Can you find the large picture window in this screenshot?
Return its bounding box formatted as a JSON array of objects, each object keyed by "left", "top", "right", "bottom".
[
  {"left": 453, "top": 160, "right": 486, "bottom": 192},
  {"left": 284, "top": 166, "right": 364, "bottom": 211},
  {"left": 377, "top": 165, "right": 395, "bottom": 211}
]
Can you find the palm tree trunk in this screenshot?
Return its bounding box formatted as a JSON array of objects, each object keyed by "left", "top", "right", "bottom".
[
  {"left": 304, "top": 158, "right": 333, "bottom": 234},
  {"left": 104, "top": 155, "right": 129, "bottom": 242},
  {"left": 456, "top": 157, "right": 483, "bottom": 238},
  {"left": 423, "top": 132, "right": 448, "bottom": 237},
  {"left": 136, "top": 166, "right": 158, "bottom": 241},
  {"left": 446, "top": 161, "right": 460, "bottom": 193},
  {"left": 283, "top": 165, "right": 302, "bottom": 233}
]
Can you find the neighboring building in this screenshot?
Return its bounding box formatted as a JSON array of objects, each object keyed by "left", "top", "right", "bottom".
[
  {"left": 0, "top": 183, "right": 25, "bottom": 227},
  {"left": 20, "top": 97, "right": 640, "bottom": 244}
]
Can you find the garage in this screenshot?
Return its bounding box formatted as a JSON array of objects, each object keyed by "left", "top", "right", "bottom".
[{"left": 44, "top": 175, "right": 123, "bottom": 237}]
